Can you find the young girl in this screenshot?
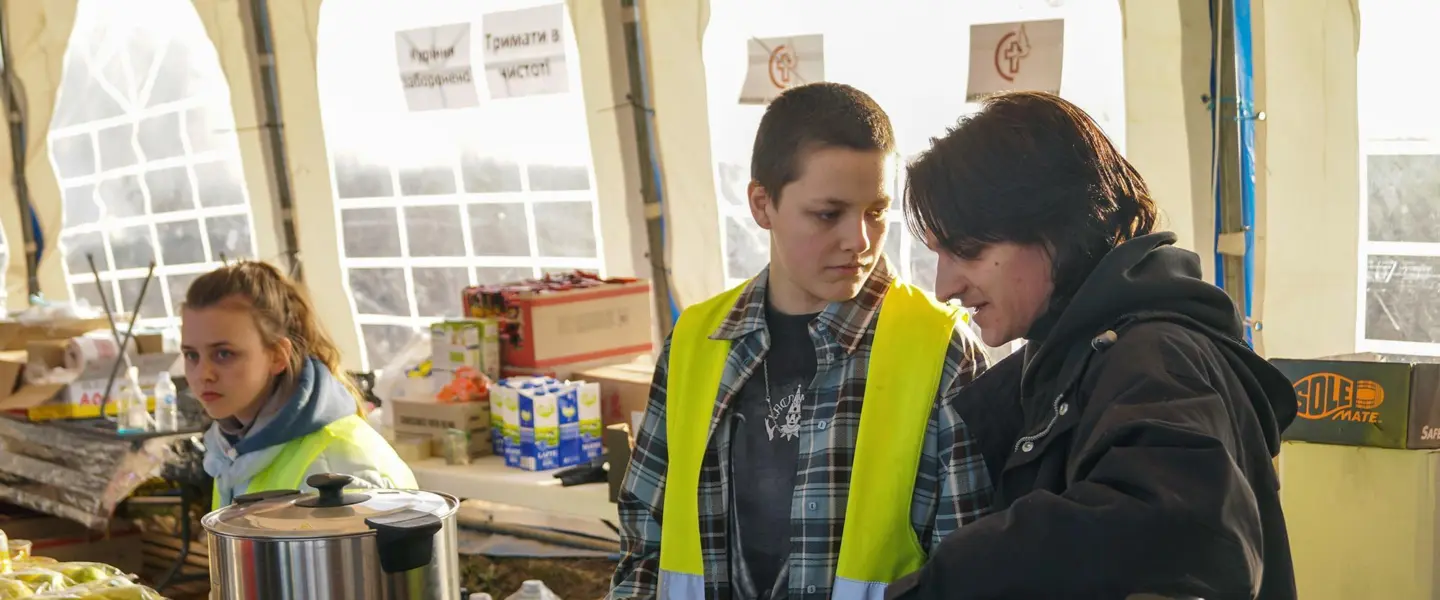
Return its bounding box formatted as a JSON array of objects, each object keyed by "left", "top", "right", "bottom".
[{"left": 181, "top": 261, "right": 416, "bottom": 509}]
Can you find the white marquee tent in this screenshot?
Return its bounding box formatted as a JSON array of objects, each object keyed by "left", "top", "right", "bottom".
[{"left": 0, "top": 0, "right": 1405, "bottom": 375}]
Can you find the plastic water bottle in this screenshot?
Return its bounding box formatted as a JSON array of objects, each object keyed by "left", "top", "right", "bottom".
[
  {"left": 116, "top": 367, "right": 151, "bottom": 434},
  {"left": 504, "top": 580, "right": 560, "bottom": 600},
  {"left": 153, "top": 373, "right": 178, "bottom": 432}
]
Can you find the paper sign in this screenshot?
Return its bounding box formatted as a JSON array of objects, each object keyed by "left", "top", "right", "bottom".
[
  {"left": 966, "top": 19, "right": 1065, "bottom": 102},
  {"left": 739, "top": 34, "right": 824, "bottom": 105},
  {"left": 395, "top": 23, "right": 480, "bottom": 111},
  {"left": 482, "top": 4, "right": 570, "bottom": 99}
]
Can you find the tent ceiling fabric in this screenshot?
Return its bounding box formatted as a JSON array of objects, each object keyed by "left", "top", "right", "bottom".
[{"left": 0, "top": 0, "right": 1376, "bottom": 366}]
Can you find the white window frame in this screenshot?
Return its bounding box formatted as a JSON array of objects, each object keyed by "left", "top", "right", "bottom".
[
  {"left": 1356, "top": 139, "right": 1440, "bottom": 356},
  {"left": 317, "top": 0, "right": 606, "bottom": 370},
  {"left": 47, "top": 1, "right": 259, "bottom": 331}
]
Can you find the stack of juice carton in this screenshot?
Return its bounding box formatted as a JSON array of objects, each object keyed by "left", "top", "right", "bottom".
[{"left": 491, "top": 376, "right": 603, "bottom": 471}]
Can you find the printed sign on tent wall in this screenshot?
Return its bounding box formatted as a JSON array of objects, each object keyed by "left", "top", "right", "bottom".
[
  {"left": 482, "top": 3, "right": 570, "bottom": 99},
  {"left": 966, "top": 19, "right": 1064, "bottom": 102},
  {"left": 739, "top": 34, "right": 824, "bottom": 105},
  {"left": 395, "top": 23, "right": 480, "bottom": 111}
]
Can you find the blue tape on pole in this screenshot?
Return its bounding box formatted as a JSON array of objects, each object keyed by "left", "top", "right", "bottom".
[
  {"left": 1208, "top": 0, "right": 1225, "bottom": 289},
  {"left": 632, "top": 1, "right": 680, "bottom": 322},
  {"left": 1233, "top": 0, "right": 1258, "bottom": 344}
]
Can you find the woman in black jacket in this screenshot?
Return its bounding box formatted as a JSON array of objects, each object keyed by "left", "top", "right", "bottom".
[{"left": 886, "top": 91, "right": 1297, "bottom": 600}]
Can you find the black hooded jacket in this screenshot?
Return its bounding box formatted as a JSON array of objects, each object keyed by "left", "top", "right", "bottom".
[{"left": 886, "top": 232, "right": 1298, "bottom": 600}]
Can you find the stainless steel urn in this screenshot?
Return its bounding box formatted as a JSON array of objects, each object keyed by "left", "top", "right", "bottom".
[{"left": 202, "top": 473, "right": 461, "bottom": 599}]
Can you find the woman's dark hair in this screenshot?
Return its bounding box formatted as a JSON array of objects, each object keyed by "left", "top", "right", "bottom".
[{"left": 904, "top": 91, "right": 1157, "bottom": 300}]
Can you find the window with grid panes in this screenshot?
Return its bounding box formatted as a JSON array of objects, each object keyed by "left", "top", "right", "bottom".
[
  {"left": 1357, "top": 0, "right": 1440, "bottom": 353},
  {"left": 318, "top": 0, "right": 603, "bottom": 369},
  {"left": 703, "top": 1, "right": 1125, "bottom": 293},
  {"left": 46, "top": 0, "right": 258, "bottom": 328}
]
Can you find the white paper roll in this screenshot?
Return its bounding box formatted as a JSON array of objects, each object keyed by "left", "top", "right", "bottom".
[{"left": 64, "top": 335, "right": 123, "bottom": 371}]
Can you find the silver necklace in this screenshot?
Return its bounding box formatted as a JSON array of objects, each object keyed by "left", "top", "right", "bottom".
[{"left": 763, "top": 360, "right": 771, "bottom": 404}]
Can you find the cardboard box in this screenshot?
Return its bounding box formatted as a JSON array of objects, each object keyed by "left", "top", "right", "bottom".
[
  {"left": 132, "top": 332, "right": 166, "bottom": 355},
  {"left": 391, "top": 433, "right": 433, "bottom": 462},
  {"left": 1273, "top": 354, "right": 1440, "bottom": 449},
  {"left": 24, "top": 339, "right": 68, "bottom": 369},
  {"left": 1278, "top": 443, "right": 1440, "bottom": 599},
  {"left": 500, "top": 352, "right": 650, "bottom": 381},
  {"left": 36, "top": 532, "right": 144, "bottom": 576},
  {"left": 389, "top": 398, "right": 492, "bottom": 458},
  {"left": 0, "top": 352, "right": 176, "bottom": 421},
  {"left": 576, "top": 362, "right": 655, "bottom": 429},
  {"left": 0, "top": 350, "right": 23, "bottom": 400},
  {"left": 0, "top": 317, "right": 110, "bottom": 351},
  {"left": 0, "top": 512, "right": 93, "bottom": 540},
  {"left": 0, "top": 510, "right": 144, "bottom": 575},
  {"left": 465, "top": 281, "right": 653, "bottom": 369}
]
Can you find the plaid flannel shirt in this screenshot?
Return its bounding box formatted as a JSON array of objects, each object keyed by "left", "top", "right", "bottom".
[{"left": 609, "top": 261, "right": 994, "bottom": 600}]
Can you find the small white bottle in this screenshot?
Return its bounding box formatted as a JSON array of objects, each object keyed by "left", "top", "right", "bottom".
[
  {"left": 153, "top": 373, "right": 178, "bottom": 432},
  {"left": 504, "top": 580, "right": 559, "bottom": 600},
  {"left": 116, "top": 367, "right": 151, "bottom": 434}
]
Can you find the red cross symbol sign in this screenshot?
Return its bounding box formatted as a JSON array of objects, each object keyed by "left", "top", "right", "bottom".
[
  {"left": 768, "top": 44, "right": 798, "bottom": 89},
  {"left": 993, "top": 24, "right": 1033, "bottom": 82}
]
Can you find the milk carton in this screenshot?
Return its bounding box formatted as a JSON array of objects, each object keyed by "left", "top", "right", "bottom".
[
  {"left": 490, "top": 389, "right": 508, "bottom": 462},
  {"left": 496, "top": 376, "right": 545, "bottom": 467},
  {"left": 493, "top": 386, "right": 522, "bottom": 467},
  {"left": 554, "top": 384, "right": 583, "bottom": 467},
  {"left": 576, "top": 381, "right": 603, "bottom": 461},
  {"left": 517, "top": 385, "right": 562, "bottom": 471}
]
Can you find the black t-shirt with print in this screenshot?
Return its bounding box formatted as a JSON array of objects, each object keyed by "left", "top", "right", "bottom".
[{"left": 730, "top": 305, "right": 818, "bottom": 599}]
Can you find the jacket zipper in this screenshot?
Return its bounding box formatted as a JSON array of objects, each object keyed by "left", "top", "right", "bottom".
[
  {"left": 1011, "top": 331, "right": 1116, "bottom": 453},
  {"left": 1014, "top": 392, "right": 1065, "bottom": 453}
]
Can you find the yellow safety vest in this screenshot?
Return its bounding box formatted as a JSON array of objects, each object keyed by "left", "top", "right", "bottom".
[
  {"left": 658, "top": 280, "right": 959, "bottom": 599},
  {"left": 210, "top": 414, "right": 418, "bottom": 510}
]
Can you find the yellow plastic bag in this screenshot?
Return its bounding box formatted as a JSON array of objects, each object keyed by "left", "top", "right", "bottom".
[
  {"left": 30, "top": 582, "right": 163, "bottom": 600},
  {"left": 0, "top": 567, "right": 71, "bottom": 594},
  {"left": 45, "top": 565, "right": 121, "bottom": 587},
  {"left": 0, "top": 577, "right": 31, "bottom": 599}
]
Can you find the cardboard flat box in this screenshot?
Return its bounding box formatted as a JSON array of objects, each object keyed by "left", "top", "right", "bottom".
[
  {"left": 466, "top": 281, "right": 653, "bottom": 369},
  {"left": 576, "top": 361, "right": 655, "bottom": 428},
  {"left": 1273, "top": 354, "right": 1440, "bottom": 449}
]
